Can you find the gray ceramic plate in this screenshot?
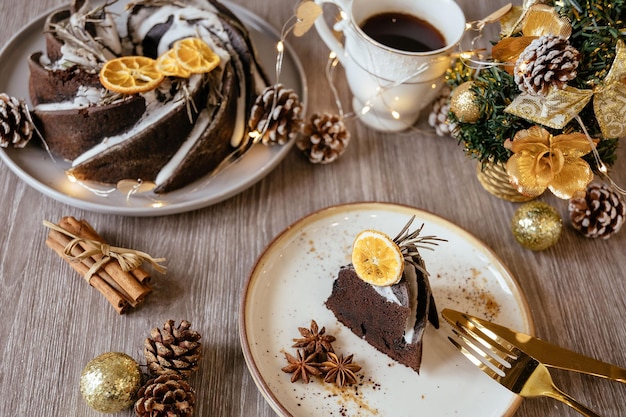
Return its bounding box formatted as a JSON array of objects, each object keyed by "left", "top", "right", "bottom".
[{"left": 0, "top": 1, "right": 306, "bottom": 216}]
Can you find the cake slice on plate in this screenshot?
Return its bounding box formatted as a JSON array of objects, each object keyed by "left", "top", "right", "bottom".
[{"left": 326, "top": 217, "right": 443, "bottom": 373}]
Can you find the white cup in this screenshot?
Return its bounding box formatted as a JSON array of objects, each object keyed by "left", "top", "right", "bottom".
[{"left": 314, "top": 0, "right": 466, "bottom": 132}]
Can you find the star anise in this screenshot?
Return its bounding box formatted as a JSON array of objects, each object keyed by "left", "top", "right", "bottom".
[
  {"left": 320, "top": 352, "right": 361, "bottom": 387},
  {"left": 292, "top": 320, "right": 336, "bottom": 356},
  {"left": 281, "top": 349, "right": 322, "bottom": 383}
]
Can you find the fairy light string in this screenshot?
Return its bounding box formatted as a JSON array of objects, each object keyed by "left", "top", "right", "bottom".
[{"left": 288, "top": 0, "right": 625, "bottom": 197}]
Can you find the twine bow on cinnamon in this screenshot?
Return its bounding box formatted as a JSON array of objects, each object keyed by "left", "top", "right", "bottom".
[
  {"left": 44, "top": 217, "right": 161, "bottom": 314},
  {"left": 43, "top": 220, "right": 167, "bottom": 283}
]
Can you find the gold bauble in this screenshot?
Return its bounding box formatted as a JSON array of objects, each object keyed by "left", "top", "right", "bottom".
[
  {"left": 80, "top": 352, "right": 142, "bottom": 413},
  {"left": 511, "top": 201, "right": 562, "bottom": 251},
  {"left": 450, "top": 81, "right": 481, "bottom": 123}
]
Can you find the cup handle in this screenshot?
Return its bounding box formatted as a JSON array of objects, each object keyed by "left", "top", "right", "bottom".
[{"left": 313, "top": 0, "right": 350, "bottom": 63}]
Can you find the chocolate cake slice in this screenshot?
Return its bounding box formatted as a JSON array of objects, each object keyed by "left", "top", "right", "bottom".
[
  {"left": 326, "top": 220, "right": 440, "bottom": 373},
  {"left": 66, "top": 73, "right": 209, "bottom": 184},
  {"left": 153, "top": 62, "right": 239, "bottom": 192},
  {"left": 28, "top": 5, "right": 146, "bottom": 160}
]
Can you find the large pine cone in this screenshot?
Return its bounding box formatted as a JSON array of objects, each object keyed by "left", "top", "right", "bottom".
[
  {"left": 0, "top": 93, "right": 34, "bottom": 148},
  {"left": 569, "top": 183, "right": 625, "bottom": 239},
  {"left": 134, "top": 373, "right": 196, "bottom": 417},
  {"left": 514, "top": 35, "right": 579, "bottom": 96},
  {"left": 248, "top": 84, "right": 303, "bottom": 146},
  {"left": 145, "top": 320, "right": 202, "bottom": 378},
  {"left": 297, "top": 112, "right": 350, "bottom": 164}
]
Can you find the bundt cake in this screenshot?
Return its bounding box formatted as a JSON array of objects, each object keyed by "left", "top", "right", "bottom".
[{"left": 28, "top": 0, "right": 269, "bottom": 193}]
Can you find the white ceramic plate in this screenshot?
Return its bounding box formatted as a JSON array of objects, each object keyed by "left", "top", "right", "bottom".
[
  {"left": 0, "top": 1, "right": 306, "bottom": 216},
  {"left": 240, "top": 202, "right": 533, "bottom": 417}
]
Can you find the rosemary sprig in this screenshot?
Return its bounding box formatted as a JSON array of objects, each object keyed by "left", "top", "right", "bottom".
[{"left": 392, "top": 215, "right": 447, "bottom": 254}]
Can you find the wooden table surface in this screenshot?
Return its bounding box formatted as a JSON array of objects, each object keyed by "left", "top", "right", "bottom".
[{"left": 1, "top": 0, "right": 625, "bottom": 416}]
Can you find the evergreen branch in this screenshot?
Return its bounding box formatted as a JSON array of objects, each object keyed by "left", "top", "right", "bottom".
[{"left": 447, "top": 0, "right": 624, "bottom": 168}]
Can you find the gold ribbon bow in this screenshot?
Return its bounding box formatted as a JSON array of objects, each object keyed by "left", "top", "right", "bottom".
[
  {"left": 43, "top": 220, "right": 167, "bottom": 283},
  {"left": 505, "top": 40, "right": 626, "bottom": 138}
]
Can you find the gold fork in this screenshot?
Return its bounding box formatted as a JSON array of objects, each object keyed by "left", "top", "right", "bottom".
[{"left": 448, "top": 318, "right": 602, "bottom": 417}]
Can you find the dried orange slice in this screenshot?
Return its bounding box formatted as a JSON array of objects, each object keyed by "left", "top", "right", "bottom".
[
  {"left": 173, "top": 37, "right": 221, "bottom": 74},
  {"left": 155, "top": 49, "right": 191, "bottom": 78},
  {"left": 351, "top": 230, "right": 404, "bottom": 286},
  {"left": 100, "top": 56, "right": 165, "bottom": 94}
]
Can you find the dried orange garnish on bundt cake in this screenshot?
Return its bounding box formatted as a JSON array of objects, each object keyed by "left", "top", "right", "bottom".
[
  {"left": 100, "top": 56, "right": 165, "bottom": 94},
  {"left": 155, "top": 49, "right": 191, "bottom": 78},
  {"left": 28, "top": 0, "right": 271, "bottom": 193},
  {"left": 173, "top": 37, "right": 221, "bottom": 74}
]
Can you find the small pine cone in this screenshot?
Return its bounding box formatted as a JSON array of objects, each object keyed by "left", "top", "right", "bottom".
[
  {"left": 297, "top": 112, "right": 350, "bottom": 164},
  {"left": 514, "top": 35, "right": 579, "bottom": 96},
  {"left": 134, "top": 373, "right": 195, "bottom": 417},
  {"left": 0, "top": 93, "right": 34, "bottom": 148},
  {"left": 428, "top": 87, "right": 457, "bottom": 137},
  {"left": 248, "top": 83, "right": 303, "bottom": 146},
  {"left": 145, "top": 320, "right": 202, "bottom": 378},
  {"left": 569, "top": 183, "right": 625, "bottom": 239}
]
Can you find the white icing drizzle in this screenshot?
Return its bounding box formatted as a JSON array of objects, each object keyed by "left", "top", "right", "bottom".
[
  {"left": 34, "top": 86, "right": 109, "bottom": 111},
  {"left": 371, "top": 261, "right": 419, "bottom": 344},
  {"left": 72, "top": 75, "right": 203, "bottom": 166},
  {"left": 371, "top": 284, "right": 400, "bottom": 303},
  {"left": 128, "top": 3, "right": 252, "bottom": 150},
  {"left": 130, "top": 4, "right": 231, "bottom": 66},
  {"left": 52, "top": 1, "right": 121, "bottom": 68},
  {"left": 155, "top": 108, "right": 211, "bottom": 185},
  {"left": 156, "top": 83, "right": 248, "bottom": 184},
  {"left": 53, "top": 1, "right": 261, "bottom": 186},
  {"left": 94, "top": 9, "right": 123, "bottom": 56},
  {"left": 229, "top": 72, "right": 248, "bottom": 148},
  {"left": 57, "top": 43, "right": 99, "bottom": 68},
  {"left": 403, "top": 265, "right": 419, "bottom": 343}
]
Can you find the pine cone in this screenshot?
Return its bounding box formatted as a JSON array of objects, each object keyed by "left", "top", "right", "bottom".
[
  {"left": 569, "top": 183, "right": 625, "bottom": 239},
  {"left": 248, "top": 84, "right": 303, "bottom": 146},
  {"left": 297, "top": 112, "right": 350, "bottom": 164},
  {"left": 428, "top": 87, "right": 457, "bottom": 137},
  {"left": 0, "top": 93, "right": 34, "bottom": 148},
  {"left": 134, "top": 373, "right": 195, "bottom": 417},
  {"left": 144, "top": 320, "right": 202, "bottom": 378},
  {"left": 514, "top": 35, "right": 580, "bottom": 96}
]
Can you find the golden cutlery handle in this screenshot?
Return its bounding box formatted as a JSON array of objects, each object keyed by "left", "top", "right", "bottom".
[{"left": 547, "top": 387, "right": 602, "bottom": 417}]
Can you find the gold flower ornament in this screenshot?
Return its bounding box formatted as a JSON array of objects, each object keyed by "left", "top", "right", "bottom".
[{"left": 505, "top": 126, "right": 595, "bottom": 199}]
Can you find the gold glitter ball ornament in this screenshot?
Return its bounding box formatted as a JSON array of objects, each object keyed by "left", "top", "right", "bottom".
[
  {"left": 449, "top": 81, "right": 481, "bottom": 123},
  {"left": 80, "top": 352, "right": 142, "bottom": 413},
  {"left": 511, "top": 201, "right": 562, "bottom": 251}
]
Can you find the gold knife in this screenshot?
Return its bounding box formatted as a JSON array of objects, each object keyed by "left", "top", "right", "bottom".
[{"left": 442, "top": 308, "right": 626, "bottom": 383}]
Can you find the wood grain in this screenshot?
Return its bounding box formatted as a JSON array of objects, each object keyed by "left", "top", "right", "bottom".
[{"left": 1, "top": 1, "right": 625, "bottom": 416}]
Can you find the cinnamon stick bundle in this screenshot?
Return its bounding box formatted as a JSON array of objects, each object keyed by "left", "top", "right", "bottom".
[{"left": 44, "top": 216, "right": 164, "bottom": 314}]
